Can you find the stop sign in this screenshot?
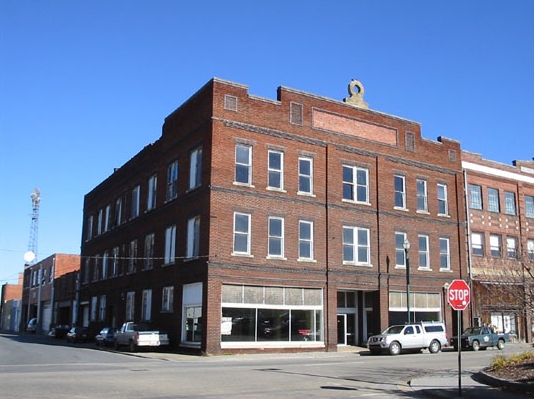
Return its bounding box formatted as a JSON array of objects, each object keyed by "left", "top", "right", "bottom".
[{"left": 448, "top": 279, "right": 470, "bottom": 310}]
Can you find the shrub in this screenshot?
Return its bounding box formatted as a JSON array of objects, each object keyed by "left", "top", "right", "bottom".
[{"left": 491, "top": 351, "right": 534, "bottom": 371}]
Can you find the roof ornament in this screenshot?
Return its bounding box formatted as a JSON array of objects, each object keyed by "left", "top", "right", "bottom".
[{"left": 344, "top": 79, "right": 369, "bottom": 109}]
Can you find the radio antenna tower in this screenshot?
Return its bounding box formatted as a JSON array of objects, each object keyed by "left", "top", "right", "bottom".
[{"left": 24, "top": 188, "right": 41, "bottom": 267}]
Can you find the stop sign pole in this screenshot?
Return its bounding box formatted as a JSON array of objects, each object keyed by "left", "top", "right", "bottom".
[{"left": 448, "top": 279, "right": 471, "bottom": 397}]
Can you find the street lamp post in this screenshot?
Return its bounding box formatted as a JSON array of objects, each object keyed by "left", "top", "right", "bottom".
[{"left": 403, "top": 239, "right": 411, "bottom": 323}]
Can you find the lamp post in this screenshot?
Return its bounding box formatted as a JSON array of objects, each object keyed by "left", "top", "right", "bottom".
[{"left": 403, "top": 239, "right": 411, "bottom": 323}]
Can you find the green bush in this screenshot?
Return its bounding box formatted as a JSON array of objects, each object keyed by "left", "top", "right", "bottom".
[{"left": 491, "top": 351, "right": 534, "bottom": 371}]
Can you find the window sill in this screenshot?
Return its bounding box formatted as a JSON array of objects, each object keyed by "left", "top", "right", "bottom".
[
  {"left": 416, "top": 210, "right": 430, "bottom": 215},
  {"left": 342, "top": 199, "right": 371, "bottom": 206},
  {"left": 393, "top": 206, "right": 409, "bottom": 212},
  {"left": 297, "top": 191, "right": 316, "bottom": 197},
  {"left": 437, "top": 213, "right": 450, "bottom": 218},
  {"left": 231, "top": 252, "right": 254, "bottom": 258},
  {"left": 266, "top": 187, "right": 286, "bottom": 193},
  {"left": 266, "top": 256, "right": 287, "bottom": 260},
  {"left": 233, "top": 182, "right": 255, "bottom": 188},
  {"left": 343, "top": 262, "right": 373, "bottom": 267},
  {"left": 297, "top": 258, "right": 317, "bottom": 263}
]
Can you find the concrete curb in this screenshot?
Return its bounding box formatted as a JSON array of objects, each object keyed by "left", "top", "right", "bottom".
[{"left": 475, "top": 370, "right": 534, "bottom": 394}]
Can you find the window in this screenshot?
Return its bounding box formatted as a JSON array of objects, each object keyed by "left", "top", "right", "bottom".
[
  {"left": 187, "top": 216, "right": 200, "bottom": 258},
  {"left": 233, "top": 212, "right": 251, "bottom": 255},
  {"left": 487, "top": 188, "right": 500, "bottom": 213},
  {"left": 416, "top": 179, "right": 428, "bottom": 212},
  {"left": 469, "top": 184, "right": 483, "bottom": 210},
  {"left": 506, "top": 237, "right": 517, "bottom": 259},
  {"left": 298, "top": 157, "right": 313, "bottom": 194},
  {"left": 141, "top": 289, "right": 152, "bottom": 321},
  {"left": 439, "top": 238, "right": 450, "bottom": 270},
  {"left": 86, "top": 215, "right": 93, "bottom": 241},
  {"left": 189, "top": 147, "right": 202, "bottom": 190},
  {"left": 343, "top": 226, "right": 370, "bottom": 264},
  {"left": 490, "top": 235, "right": 502, "bottom": 257},
  {"left": 224, "top": 94, "right": 238, "bottom": 111},
  {"left": 343, "top": 165, "right": 369, "bottom": 203},
  {"left": 144, "top": 233, "right": 154, "bottom": 270},
  {"left": 147, "top": 174, "right": 157, "bottom": 211},
  {"left": 525, "top": 195, "right": 534, "bottom": 218},
  {"left": 183, "top": 283, "right": 203, "bottom": 343},
  {"left": 528, "top": 240, "right": 534, "bottom": 262},
  {"left": 418, "top": 235, "right": 429, "bottom": 269},
  {"left": 115, "top": 197, "right": 123, "bottom": 227},
  {"left": 164, "top": 225, "right": 176, "bottom": 264},
  {"left": 267, "top": 150, "right": 284, "bottom": 190},
  {"left": 162, "top": 286, "right": 174, "bottom": 312},
  {"left": 166, "top": 160, "right": 179, "bottom": 201},
  {"left": 102, "top": 251, "right": 108, "bottom": 279},
  {"left": 268, "top": 217, "right": 284, "bottom": 257},
  {"left": 131, "top": 185, "right": 140, "bottom": 219},
  {"left": 504, "top": 191, "right": 516, "bottom": 215},
  {"left": 235, "top": 144, "right": 252, "bottom": 185},
  {"left": 104, "top": 205, "right": 111, "bottom": 232},
  {"left": 290, "top": 102, "right": 303, "bottom": 125},
  {"left": 395, "top": 232, "right": 408, "bottom": 267},
  {"left": 126, "top": 291, "right": 135, "bottom": 321},
  {"left": 91, "top": 296, "right": 98, "bottom": 321},
  {"left": 93, "top": 255, "right": 100, "bottom": 281},
  {"left": 437, "top": 183, "right": 448, "bottom": 215},
  {"left": 111, "top": 247, "right": 119, "bottom": 277},
  {"left": 298, "top": 221, "right": 313, "bottom": 260},
  {"left": 471, "top": 233, "right": 484, "bottom": 256},
  {"left": 394, "top": 175, "right": 406, "bottom": 208},
  {"left": 83, "top": 258, "right": 90, "bottom": 283},
  {"left": 128, "top": 240, "right": 137, "bottom": 273},
  {"left": 99, "top": 295, "right": 106, "bottom": 321},
  {"left": 97, "top": 209, "right": 103, "bottom": 235}
]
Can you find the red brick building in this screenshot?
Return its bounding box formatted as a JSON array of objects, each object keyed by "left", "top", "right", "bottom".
[
  {"left": 80, "top": 78, "right": 468, "bottom": 354},
  {"left": 22, "top": 253, "right": 80, "bottom": 333},
  {"left": 0, "top": 274, "right": 23, "bottom": 331},
  {"left": 462, "top": 152, "right": 534, "bottom": 342}
]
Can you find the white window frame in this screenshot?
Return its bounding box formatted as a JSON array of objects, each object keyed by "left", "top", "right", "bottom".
[
  {"left": 490, "top": 234, "right": 502, "bottom": 257},
  {"left": 128, "top": 239, "right": 137, "bottom": 273},
  {"left": 267, "top": 150, "right": 284, "bottom": 190},
  {"left": 342, "top": 165, "right": 369, "bottom": 203},
  {"left": 395, "top": 232, "right": 408, "bottom": 267},
  {"left": 97, "top": 209, "right": 103, "bottom": 235},
  {"left": 394, "top": 175, "right": 406, "bottom": 209},
  {"left": 268, "top": 217, "right": 285, "bottom": 258},
  {"left": 418, "top": 235, "right": 430, "bottom": 269},
  {"left": 187, "top": 216, "right": 201, "bottom": 258},
  {"left": 343, "top": 226, "right": 370, "bottom": 265},
  {"left": 437, "top": 183, "right": 449, "bottom": 215},
  {"left": 102, "top": 251, "right": 108, "bottom": 279},
  {"left": 298, "top": 156, "right": 313, "bottom": 195},
  {"left": 298, "top": 220, "right": 314, "bottom": 260},
  {"left": 166, "top": 160, "right": 179, "bottom": 201},
  {"left": 471, "top": 232, "right": 484, "bottom": 256},
  {"left": 233, "top": 212, "right": 251, "bottom": 255},
  {"left": 235, "top": 144, "right": 252, "bottom": 185},
  {"left": 131, "top": 185, "right": 140, "bottom": 219},
  {"left": 162, "top": 286, "right": 174, "bottom": 312},
  {"left": 115, "top": 197, "right": 123, "bottom": 227},
  {"left": 189, "top": 147, "right": 202, "bottom": 190},
  {"left": 141, "top": 289, "right": 152, "bottom": 321},
  {"left": 104, "top": 204, "right": 111, "bottom": 232},
  {"left": 111, "top": 247, "right": 119, "bottom": 277},
  {"left": 506, "top": 237, "right": 517, "bottom": 259},
  {"left": 439, "top": 237, "right": 450, "bottom": 270},
  {"left": 147, "top": 174, "right": 157, "bottom": 211},
  {"left": 164, "top": 225, "right": 177, "bottom": 264},
  {"left": 126, "top": 291, "right": 135, "bottom": 321},
  {"left": 416, "top": 179, "right": 428, "bottom": 212},
  {"left": 144, "top": 233, "right": 154, "bottom": 270}
]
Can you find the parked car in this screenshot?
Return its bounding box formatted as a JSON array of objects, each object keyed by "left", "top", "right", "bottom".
[
  {"left": 48, "top": 325, "right": 70, "bottom": 339},
  {"left": 66, "top": 327, "right": 89, "bottom": 343},
  {"left": 367, "top": 321, "right": 447, "bottom": 355},
  {"left": 95, "top": 327, "right": 117, "bottom": 347},
  {"left": 114, "top": 321, "right": 169, "bottom": 352},
  {"left": 450, "top": 326, "right": 509, "bottom": 351},
  {"left": 26, "top": 318, "right": 37, "bottom": 333}
]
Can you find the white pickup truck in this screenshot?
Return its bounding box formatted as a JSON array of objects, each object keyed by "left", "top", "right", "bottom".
[{"left": 114, "top": 321, "right": 170, "bottom": 352}]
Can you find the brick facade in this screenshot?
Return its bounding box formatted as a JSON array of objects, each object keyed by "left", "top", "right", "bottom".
[{"left": 81, "top": 78, "right": 469, "bottom": 354}]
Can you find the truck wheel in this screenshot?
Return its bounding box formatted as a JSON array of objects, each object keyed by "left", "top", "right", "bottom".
[
  {"left": 129, "top": 340, "right": 137, "bottom": 352},
  {"left": 389, "top": 341, "right": 401, "bottom": 356},
  {"left": 472, "top": 340, "right": 480, "bottom": 351},
  {"left": 429, "top": 340, "right": 441, "bottom": 354},
  {"left": 497, "top": 339, "right": 505, "bottom": 350}
]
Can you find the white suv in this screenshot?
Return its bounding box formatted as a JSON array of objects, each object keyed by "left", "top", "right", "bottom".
[{"left": 367, "top": 321, "right": 447, "bottom": 355}]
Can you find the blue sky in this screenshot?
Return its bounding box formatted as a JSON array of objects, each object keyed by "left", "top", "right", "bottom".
[{"left": 1, "top": 1, "right": 533, "bottom": 285}]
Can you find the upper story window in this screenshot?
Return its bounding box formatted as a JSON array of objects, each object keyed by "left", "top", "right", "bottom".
[
  {"left": 343, "top": 226, "right": 370, "bottom": 265},
  {"left": 233, "top": 212, "right": 251, "bottom": 255},
  {"left": 298, "top": 220, "right": 314, "bottom": 261},
  {"left": 268, "top": 217, "right": 284, "bottom": 258},
  {"left": 267, "top": 150, "right": 284, "bottom": 190},
  {"left": 86, "top": 215, "right": 93, "bottom": 241},
  {"left": 394, "top": 175, "right": 406, "bottom": 209},
  {"left": 104, "top": 205, "right": 111, "bottom": 232},
  {"left": 528, "top": 240, "right": 534, "bottom": 262},
  {"left": 115, "top": 197, "right": 123, "bottom": 227},
  {"left": 128, "top": 240, "right": 137, "bottom": 273},
  {"left": 395, "top": 232, "right": 408, "bottom": 267},
  {"left": 290, "top": 102, "right": 303, "bottom": 125},
  {"left": 144, "top": 233, "right": 155, "bottom": 270},
  {"left": 416, "top": 179, "right": 428, "bottom": 212},
  {"left": 418, "top": 235, "right": 430, "bottom": 269},
  {"left": 147, "top": 174, "right": 157, "bottom": 211},
  {"left": 235, "top": 144, "right": 252, "bottom": 185},
  {"left": 490, "top": 234, "right": 502, "bottom": 257},
  {"left": 504, "top": 191, "right": 516, "bottom": 215},
  {"left": 102, "top": 251, "right": 108, "bottom": 280},
  {"left": 525, "top": 195, "right": 534, "bottom": 218},
  {"left": 298, "top": 156, "right": 313, "bottom": 195},
  {"left": 83, "top": 258, "right": 90, "bottom": 283},
  {"left": 141, "top": 289, "right": 152, "bottom": 321},
  {"left": 97, "top": 209, "right": 103, "bottom": 235},
  {"left": 343, "top": 165, "right": 369, "bottom": 203},
  {"left": 469, "top": 184, "right": 483, "bottom": 210},
  {"left": 187, "top": 216, "right": 201, "bottom": 258},
  {"left": 439, "top": 237, "right": 450, "bottom": 270},
  {"left": 131, "top": 185, "right": 140, "bottom": 219},
  {"left": 487, "top": 188, "right": 500, "bottom": 213},
  {"left": 437, "top": 183, "right": 449, "bottom": 215},
  {"left": 162, "top": 286, "right": 174, "bottom": 312},
  {"left": 167, "top": 160, "right": 179, "bottom": 201},
  {"left": 471, "top": 232, "right": 484, "bottom": 256},
  {"left": 111, "top": 247, "right": 119, "bottom": 277},
  {"left": 164, "top": 225, "right": 176, "bottom": 265},
  {"left": 189, "top": 147, "right": 202, "bottom": 190},
  {"left": 506, "top": 237, "right": 517, "bottom": 259}
]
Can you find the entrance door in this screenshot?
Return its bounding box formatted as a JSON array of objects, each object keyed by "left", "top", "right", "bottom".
[{"left": 337, "top": 314, "right": 347, "bottom": 345}]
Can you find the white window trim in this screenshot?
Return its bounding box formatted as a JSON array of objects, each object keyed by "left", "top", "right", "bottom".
[
  {"left": 267, "top": 216, "right": 285, "bottom": 259},
  {"left": 232, "top": 212, "right": 252, "bottom": 256},
  {"left": 164, "top": 225, "right": 177, "bottom": 265},
  {"left": 298, "top": 156, "right": 314, "bottom": 196}
]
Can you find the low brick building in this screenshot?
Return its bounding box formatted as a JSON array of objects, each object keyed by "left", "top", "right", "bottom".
[
  {"left": 462, "top": 152, "right": 534, "bottom": 342},
  {"left": 80, "top": 78, "right": 468, "bottom": 354}
]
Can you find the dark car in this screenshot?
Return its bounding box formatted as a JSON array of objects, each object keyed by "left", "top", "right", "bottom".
[
  {"left": 66, "top": 327, "right": 88, "bottom": 343},
  {"left": 95, "top": 327, "right": 117, "bottom": 347}
]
